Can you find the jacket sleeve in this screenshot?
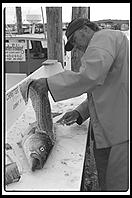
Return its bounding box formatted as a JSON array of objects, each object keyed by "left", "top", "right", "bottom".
[
  {"left": 75, "top": 98, "right": 90, "bottom": 125},
  {"left": 47, "top": 45, "right": 114, "bottom": 102}
]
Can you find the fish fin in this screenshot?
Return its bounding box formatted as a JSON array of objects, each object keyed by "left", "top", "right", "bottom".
[
  {"left": 22, "top": 127, "right": 36, "bottom": 143},
  {"left": 28, "top": 121, "right": 39, "bottom": 135},
  {"left": 20, "top": 123, "right": 38, "bottom": 147},
  {"left": 19, "top": 78, "right": 34, "bottom": 105},
  {"left": 28, "top": 127, "right": 37, "bottom": 135},
  {"left": 29, "top": 121, "right": 38, "bottom": 129},
  {"left": 51, "top": 112, "right": 63, "bottom": 118},
  {"left": 23, "top": 122, "right": 37, "bottom": 136}
]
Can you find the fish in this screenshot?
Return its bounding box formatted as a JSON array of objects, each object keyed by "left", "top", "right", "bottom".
[
  {"left": 28, "top": 79, "right": 54, "bottom": 141},
  {"left": 22, "top": 126, "right": 54, "bottom": 171},
  {"left": 5, "top": 162, "right": 21, "bottom": 185},
  {"left": 5, "top": 143, "right": 21, "bottom": 185},
  {"left": 19, "top": 78, "right": 55, "bottom": 141},
  {"left": 19, "top": 78, "right": 55, "bottom": 171}
]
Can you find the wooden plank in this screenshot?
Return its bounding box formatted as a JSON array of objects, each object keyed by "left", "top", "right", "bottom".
[{"left": 6, "top": 34, "right": 46, "bottom": 42}]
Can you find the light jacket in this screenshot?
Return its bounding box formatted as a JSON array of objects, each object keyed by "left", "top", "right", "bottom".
[{"left": 47, "top": 29, "right": 129, "bottom": 147}]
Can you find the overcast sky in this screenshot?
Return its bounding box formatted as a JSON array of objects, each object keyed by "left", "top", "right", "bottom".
[{"left": 3, "top": 3, "right": 130, "bottom": 24}]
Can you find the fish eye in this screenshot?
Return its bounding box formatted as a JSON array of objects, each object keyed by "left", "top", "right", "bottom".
[{"left": 39, "top": 146, "right": 45, "bottom": 152}]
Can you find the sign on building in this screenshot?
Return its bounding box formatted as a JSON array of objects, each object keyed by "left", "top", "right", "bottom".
[{"left": 5, "top": 40, "right": 26, "bottom": 62}]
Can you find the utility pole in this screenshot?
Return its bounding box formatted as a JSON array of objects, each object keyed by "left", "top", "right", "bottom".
[
  {"left": 71, "top": 7, "right": 90, "bottom": 72},
  {"left": 46, "top": 7, "right": 63, "bottom": 67},
  {"left": 16, "top": 7, "right": 23, "bottom": 34}
]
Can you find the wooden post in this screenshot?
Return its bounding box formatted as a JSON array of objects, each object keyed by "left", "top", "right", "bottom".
[
  {"left": 71, "top": 7, "right": 90, "bottom": 72},
  {"left": 88, "top": 6, "right": 90, "bottom": 21},
  {"left": 46, "top": 7, "right": 63, "bottom": 67},
  {"left": 16, "top": 7, "right": 23, "bottom": 34},
  {"left": 41, "top": 6, "right": 46, "bottom": 39}
]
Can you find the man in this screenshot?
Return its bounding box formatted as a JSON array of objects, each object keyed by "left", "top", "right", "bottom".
[{"left": 23, "top": 18, "right": 129, "bottom": 191}]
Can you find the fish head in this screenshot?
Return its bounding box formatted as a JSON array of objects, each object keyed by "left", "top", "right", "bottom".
[
  {"left": 30, "top": 147, "right": 47, "bottom": 171},
  {"left": 27, "top": 133, "right": 53, "bottom": 171}
]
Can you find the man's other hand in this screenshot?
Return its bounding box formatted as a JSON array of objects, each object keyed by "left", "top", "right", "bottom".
[{"left": 56, "top": 110, "right": 80, "bottom": 125}]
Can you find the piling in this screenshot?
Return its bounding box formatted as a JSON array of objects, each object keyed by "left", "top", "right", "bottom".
[
  {"left": 46, "top": 7, "right": 63, "bottom": 67},
  {"left": 16, "top": 7, "right": 23, "bottom": 35},
  {"left": 71, "top": 7, "right": 90, "bottom": 72}
]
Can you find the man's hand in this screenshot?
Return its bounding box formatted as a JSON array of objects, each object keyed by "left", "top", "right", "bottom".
[
  {"left": 30, "top": 78, "right": 49, "bottom": 93},
  {"left": 56, "top": 110, "right": 80, "bottom": 125}
]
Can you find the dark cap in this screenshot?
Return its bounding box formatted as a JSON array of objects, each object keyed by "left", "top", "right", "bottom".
[{"left": 65, "top": 18, "right": 99, "bottom": 51}]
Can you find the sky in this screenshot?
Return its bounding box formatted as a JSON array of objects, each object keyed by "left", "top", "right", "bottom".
[{"left": 3, "top": 3, "right": 130, "bottom": 24}]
